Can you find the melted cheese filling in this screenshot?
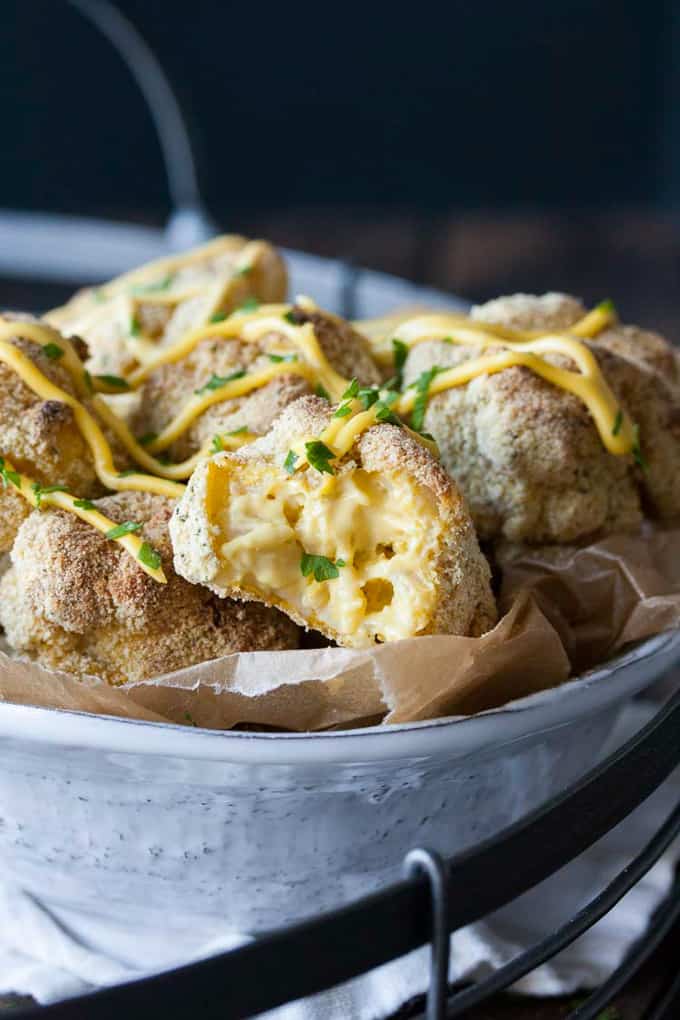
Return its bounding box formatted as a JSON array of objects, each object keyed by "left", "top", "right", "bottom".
[{"left": 204, "top": 459, "right": 443, "bottom": 645}]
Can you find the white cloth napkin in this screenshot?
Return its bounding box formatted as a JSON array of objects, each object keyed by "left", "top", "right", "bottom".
[{"left": 1, "top": 702, "right": 677, "bottom": 1020}]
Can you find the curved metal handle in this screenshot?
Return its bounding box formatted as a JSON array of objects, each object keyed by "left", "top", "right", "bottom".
[{"left": 66, "top": 0, "right": 217, "bottom": 246}]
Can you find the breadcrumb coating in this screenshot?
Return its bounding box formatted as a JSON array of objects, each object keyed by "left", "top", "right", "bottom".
[
  {"left": 406, "top": 292, "right": 680, "bottom": 542},
  {"left": 0, "top": 491, "right": 299, "bottom": 684},
  {"left": 170, "top": 396, "right": 496, "bottom": 646},
  {"left": 0, "top": 316, "right": 100, "bottom": 552},
  {"left": 46, "top": 236, "right": 288, "bottom": 376},
  {"left": 132, "top": 306, "right": 381, "bottom": 460}
]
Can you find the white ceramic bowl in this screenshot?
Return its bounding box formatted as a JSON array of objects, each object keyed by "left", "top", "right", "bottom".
[{"left": 1, "top": 631, "right": 678, "bottom": 933}]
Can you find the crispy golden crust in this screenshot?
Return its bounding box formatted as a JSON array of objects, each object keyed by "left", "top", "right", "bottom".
[
  {"left": 0, "top": 317, "right": 100, "bottom": 552},
  {"left": 170, "top": 396, "right": 496, "bottom": 645},
  {"left": 405, "top": 293, "right": 680, "bottom": 543},
  {"left": 46, "top": 236, "right": 289, "bottom": 376},
  {"left": 0, "top": 491, "right": 299, "bottom": 684},
  {"left": 132, "top": 307, "right": 381, "bottom": 460}
]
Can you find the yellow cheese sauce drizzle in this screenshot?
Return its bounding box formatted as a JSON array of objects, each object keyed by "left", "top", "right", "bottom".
[{"left": 0, "top": 456, "right": 166, "bottom": 583}]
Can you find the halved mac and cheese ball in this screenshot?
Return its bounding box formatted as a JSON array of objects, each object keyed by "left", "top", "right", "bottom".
[
  {"left": 0, "top": 491, "right": 299, "bottom": 684},
  {"left": 170, "top": 396, "right": 496, "bottom": 648},
  {"left": 46, "top": 235, "right": 288, "bottom": 376}
]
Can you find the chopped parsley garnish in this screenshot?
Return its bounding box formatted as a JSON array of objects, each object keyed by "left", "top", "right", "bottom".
[
  {"left": 632, "top": 424, "right": 648, "bottom": 472},
  {"left": 342, "top": 378, "right": 360, "bottom": 400},
  {"left": 283, "top": 449, "right": 298, "bottom": 474},
  {"left": 390, "top": 338, "right": 409, "bottom": 390},
  {"left": 83, "top": 370, "right": 94, "bottom": 394},
  {"left": 305, "top": 441, "right": 336, "bottom": 475},
  {"left": 211, "top": 434, "right": 225, "bottom": 454},
  {"left": 96, "top": 374, "right": 130, "bottom": 391},
  {"left": 73, "top": 499, "right": 96, "bottom": 510},
  {"left": 118, "top": 469, "right": 139, "bottom": 477},
  {"left": 0, "top": 458, "right": 21, "bottom": 490},
  {"left": 43, "top": 342, "right": 64, "bottom": 361},
  {"left": 410, "top": 366, "right": 444, "bottom": 431},
  {"left": 31, "top": 483, "right": 68, "bottom": 508},
  {"left": 612, "top": 409, "right": 623, "bottom": 436},
  {"left": 358, "top": 386, "right": 380, "bottom": 410},
  {"left": 138, "top": 542, "right": 162, "bottom": 570},
  {"left": 105, "top": 521, "right": 142, "bottom": 540},
  {"left": 233, "top": 264, "right": 252, "bottom": 278},
  {"left": 130, "top": 316, "right": 142, "bottom": 337},
  {"left": 131, "top": 274, "right": 174, "bottom": 295},
  {"left": 300, "top": 553, "right": 346, "bottom": 582},
  {"left": 138, "top": 432, "right": 158, "bottom": 447},
  {"left": 268, "top": 352, "right": 298, "bottom": 363},
  {"left": 227, "top": 425, "right": 248, "bottom": 436},
  {"left": 333, "top": 402, "right": 353, "bottom": 418},
  {"left": 375, "top": 401, "right": 402, "bottom": 427},
  {"left": 598, "top": 298, "right": 617, "bottom": 316},
  {"left": 210, "top": 311, "right": 227, "bottom": 323},
  {"left": 315, "top": 383, "right": 331, "bottom": 402},
  {"left": 234, "top": 297, "right": 260, "bottom": 314},
  {"left": 195, "top": 369, "right": 246, "bottom": 395},
  {"left": 283, "top": 309, "right": 298, "bottom": 324}
]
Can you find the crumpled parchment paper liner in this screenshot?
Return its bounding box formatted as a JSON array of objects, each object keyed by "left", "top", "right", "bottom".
[
  {"left": 499, "top": 522, "right": 680, "bottom": 675},
  {"left": 0, "top": 523, "right": 678, "bottom": 730}
]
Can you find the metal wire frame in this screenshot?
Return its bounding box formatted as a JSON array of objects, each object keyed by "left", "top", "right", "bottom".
[{"left": 11, "top": 685, "right": 679, "bottom": 1020}]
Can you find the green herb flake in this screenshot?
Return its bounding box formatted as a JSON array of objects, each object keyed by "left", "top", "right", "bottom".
[
  {"left": 597, "top": 298, "right": 617, "bottom": 317},
  {"left": 342, "top": 378, "right": 359, "bottom": 400},
  {"left": 105, "top": 521, "right": 143, "bottom": 540},
  {"left": 283, "top": 450, "right": 298, "bottom": 475},
  {"left": 333, "top": 402, "right": 353, "bottom": 418},
  {"left": 130, "top": 316, "right": 142, "bottom": 337},
  {"left": 83, "top": 370, "right": 94, "bottom": 394},
  {"left": 73, "top": 499, "right": 96, "bottom": 510},
  {"left": 138, "top": 432, "right": 158, "bottom": 447},
  {"left": 234, "top": 297, "right": 260, "bottom": 314},
  {"left": 268, "top": 352, "right": 298, "bottom": 363},
  {"left": 315, "top": 383, "right": 331, "bottom": 402},
  {"left": 632, "top": 424, "right": 649, "bottom": 472},
  {"left": 96, "top": 374, "right": 130, "bottom": 391},
  {"left": 612, "top": 409, "right": 623, "bottom": 436},
  {"left": 0, "top": 458, "right": 21, "bottom": 490},
  {"left": 300, "top": 553, "right": 345, "bottom": 582},
  {"left": 118, "top": 469, "right": 139, "bottom": 477},
  {"left": 138, "top": 542, "right": 162, "bottom": 570},
  {"left": 195, "top": 370, "right": 247, "bottom": 396},
  {"left": 210, "top": 311, "right": 227, "bottom": 323},
  {"left": 42, "top": 342, "right": 64, "bottom": 361},
  {"left": 31, "top": 482, "right": 68, "bottom": 508},
  {"left": 227, "top": 425, "right": 248, "bottom": 436},
  {"left": 211, "top": 434, "right": 225, "bottom": 454},
  {"left": 283, "top": 310, "right": 298, "bottom": 324},
  {"left": 375, "top": 402, "right": 402, "bottom": 427},
  {"left": 305, "top": 441, "right": 336, "bottom": 475},
  {"left": 411, "top": 366, "right": 443, "bottom": 432},
  {"left": 358, "top": 386, "right": 380, "bottom": 410},
  {"left": 391, "top": 338, "right": 409, "bottom": 389},
  {"left": 131, "top": 274, "right": 174, "bottom": 295},
  {"left": 233, "top": 264, "right": 252, "bottom": 278}
]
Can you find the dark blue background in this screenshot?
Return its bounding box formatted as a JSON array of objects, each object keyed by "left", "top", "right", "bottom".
[{"left": 0, "top": 1, "right": 673, "bottom": 221}]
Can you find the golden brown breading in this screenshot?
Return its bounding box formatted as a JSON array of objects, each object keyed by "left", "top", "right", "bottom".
[
  {"left": 0, "top": 316, "right": 100, "bottom": 552},
  {"left": 46, "top": 236, "right": 288, "bottom": 376},
  {"left": 131, "top": 306, "right": 382, "bottom": 460},
  {"left": 170, "top": 396, "right": 496, "bottom": 647},
  {"left": 406, "top": 293, "right": 680, "bottom": 542},
  {"left": 0, "top": 491, "right": 299, "bottom": 684}
]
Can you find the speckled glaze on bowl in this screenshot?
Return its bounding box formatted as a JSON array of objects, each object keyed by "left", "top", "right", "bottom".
[{"left": 0, "top": 631, "right": 678, "bottom": 933}]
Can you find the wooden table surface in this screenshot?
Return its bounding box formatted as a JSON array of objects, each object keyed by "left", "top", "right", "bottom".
[{"left": 0, "top": 206, "right": 678, "bottom": 1017}]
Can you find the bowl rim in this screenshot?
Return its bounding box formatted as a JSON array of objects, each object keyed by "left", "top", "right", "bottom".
[{"left": 0, "top": 630, "right": 678, "bottom": 765}]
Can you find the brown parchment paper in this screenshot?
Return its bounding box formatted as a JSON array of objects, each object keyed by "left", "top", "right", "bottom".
[{"left": 1, "top": 523, "right": 679, "bottom": 731}]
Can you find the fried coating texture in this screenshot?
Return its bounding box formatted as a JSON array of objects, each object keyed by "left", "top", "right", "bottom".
[
  {"left": 131, "top": 306, "right": 382, "bottom": 460},
  {"left": 170, "top": 396, "right": 496, "bottom": 648},
  {"left": 0, "top": 492, "right": 299, "bottom": 684},
  {"left": 46, "top": 235, "right": 288, "bottom": 376},
  {"left": 0, "top": 316, "right": 99, "bottom": 552},
  {"left": 403, "top": 293, "right": 680, "bottom": 544}
]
